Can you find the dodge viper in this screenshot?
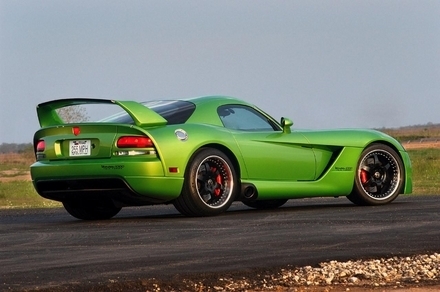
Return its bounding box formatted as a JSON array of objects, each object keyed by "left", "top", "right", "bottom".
[{"left": 30, "top": 96, "right": 412, "bottom": 220}]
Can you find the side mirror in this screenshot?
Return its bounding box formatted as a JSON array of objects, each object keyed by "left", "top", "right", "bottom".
[{"left": 281, "top": 117, "right": 293, "bottom": 134}]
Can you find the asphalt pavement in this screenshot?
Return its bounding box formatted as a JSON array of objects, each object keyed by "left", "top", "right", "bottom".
[{"left": 1, "top": 195, "right": 439, "bottom": 290}]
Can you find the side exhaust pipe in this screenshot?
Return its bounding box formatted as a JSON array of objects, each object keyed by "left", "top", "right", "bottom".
[{"left": 238, "top": 183, "right": 258, "bottom": 201}]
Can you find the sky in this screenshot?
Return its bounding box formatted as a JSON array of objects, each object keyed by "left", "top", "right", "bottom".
[{"left": 0, "top": 0, "right": 439, "bottom": 143}]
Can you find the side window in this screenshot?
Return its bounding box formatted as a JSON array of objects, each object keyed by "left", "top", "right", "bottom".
[{"left": 217, "top": 105, "right": 279, "bottom": 131}]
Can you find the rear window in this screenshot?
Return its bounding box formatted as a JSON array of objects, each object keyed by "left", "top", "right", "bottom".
[{"left": 103, "top": 100, "right": 196, "bottom": 125}]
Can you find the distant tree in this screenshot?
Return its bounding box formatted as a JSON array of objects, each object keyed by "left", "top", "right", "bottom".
[
  {"left": 56, "top": 105, "right": 89, "bottom": 123},
  {"left": 0, "top": 143, "right": 33, "bottom": 154}
]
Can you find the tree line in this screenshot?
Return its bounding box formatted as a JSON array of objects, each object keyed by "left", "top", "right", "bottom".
[{"left": 0, "top": 143, "right": 33, "bottom": 154}]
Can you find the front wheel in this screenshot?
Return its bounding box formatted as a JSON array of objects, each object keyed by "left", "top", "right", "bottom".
[
  {"left": 173, "top": 148, "right": 238, "bottom": 216},
  {"left": 347, "top": 144, "right": 404, "bottom": 206},
  {"left": 63, "top": 200, "right": 121, "bottom": 220}
]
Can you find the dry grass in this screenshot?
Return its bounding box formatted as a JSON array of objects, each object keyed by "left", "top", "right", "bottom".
[
  {"left": 380, "top": 124, "right": 440, "bottom": 143},
  {"left": 0, "top": 153, "right": 34, "bottom": 182},
  {"left": 0, "top": 152, "right": 34, "bottom": 164},
  {"left": 403, "top": 141, "right": 440, "bottom": 150}
]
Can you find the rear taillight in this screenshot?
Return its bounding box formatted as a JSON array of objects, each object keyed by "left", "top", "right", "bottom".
[
  {"left": 35, "top": 140, "right": 46, "bottom": 160},
  {"left": 117, "top": 136, "right": 154, "bottom": 148},
  {"left": 36, "top": 140, "right": 45, "bottom": 152},
  {"left": 116, "top": 136, "right": 156, "bottom": 156}
]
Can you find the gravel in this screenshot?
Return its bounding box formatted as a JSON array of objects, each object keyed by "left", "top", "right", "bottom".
[
  {"left": 153, "top": 253, "right": 440, "bottom": 291},
  {"left": 19, "top": 253, "right": 440, "bottom": 291}
]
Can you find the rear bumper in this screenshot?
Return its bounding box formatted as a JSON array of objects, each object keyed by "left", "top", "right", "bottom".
[{"left": 30, "top": 159, "right": 184, "bottom": 205}]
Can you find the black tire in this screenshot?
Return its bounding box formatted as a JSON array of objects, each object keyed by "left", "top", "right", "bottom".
[
  {"left": 62, "top": 200, "right": 121, "bottom": 220},
  {"left": 173, "top": 148, "right": 238, "bottom": 216},
  {"left": 347, "top": 144, "right": 404, "bottom": 206},
  {"left": 242, "top": 199, "right": 288, "bottom": 209}
]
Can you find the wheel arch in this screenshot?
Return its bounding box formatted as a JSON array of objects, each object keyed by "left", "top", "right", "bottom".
[
  {"left": 363, "top": 140, "right": 406, "bottom": 167},
  {"left": 358, "top": 140, "right": 408, "bottom": 194},
  {"left": 194, "top": 143, "right": 242, "bottom": 181},
  {"left": 363, "top": 140, "right": 412, "bottom": 194},
  {"left": 174, "top": 144, "right": 241, "bottom": 216},
  {"left": 364, "top": 140, "right": 401, "bottom": 157}
]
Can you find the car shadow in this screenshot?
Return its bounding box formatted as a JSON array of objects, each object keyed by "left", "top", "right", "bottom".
[{"left": 106, "top": 197, "right": 412, "bottom": 221}]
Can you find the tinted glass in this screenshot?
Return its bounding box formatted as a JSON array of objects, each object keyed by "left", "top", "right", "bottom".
[
  {"left": 217, "top": 105, "right": 280, "bottom": 131},
  {"left": 102, "top": 100, "right": 195, "bottom": 125}
]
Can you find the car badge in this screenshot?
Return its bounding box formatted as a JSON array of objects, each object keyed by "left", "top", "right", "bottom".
[
  {"left": 72, "top": 126, "right": 80, "bottom": 136},
  {"left": 174, "top": 129, "right": 188, "bottom": 141}
]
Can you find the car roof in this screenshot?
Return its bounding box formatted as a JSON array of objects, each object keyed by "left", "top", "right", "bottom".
[{"left": 187, "top": 95, "right": 250, "bottom": 105}]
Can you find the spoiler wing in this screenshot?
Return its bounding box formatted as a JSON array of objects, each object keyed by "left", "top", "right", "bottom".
[{"left": 36, "top": 98, "right": 167, "bottom": 128}]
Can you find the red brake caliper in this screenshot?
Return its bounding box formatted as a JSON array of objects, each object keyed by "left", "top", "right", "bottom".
[
  {"left": 211, "top": 167, "right": 222, "bottom": 196},
  {"left": 360, "top": 169, "right": 368, "bottom": 184}
]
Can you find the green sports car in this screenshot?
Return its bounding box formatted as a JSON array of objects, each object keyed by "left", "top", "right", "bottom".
[{"left": 30, "top": 96, "right": 412, "bottom": 220}]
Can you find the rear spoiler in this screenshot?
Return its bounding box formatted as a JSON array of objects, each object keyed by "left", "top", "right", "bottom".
[{"left": 36, "top": 98, "right": 167, "bottom": 128}]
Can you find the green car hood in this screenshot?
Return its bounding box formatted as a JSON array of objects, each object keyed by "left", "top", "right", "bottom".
[{"left": 298, "top": 129, "right": 405, "bottom": 150}]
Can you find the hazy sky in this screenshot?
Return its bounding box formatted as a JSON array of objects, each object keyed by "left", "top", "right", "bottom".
[{"left": 1, "top": 0, "right": 439, "bottom": 143}]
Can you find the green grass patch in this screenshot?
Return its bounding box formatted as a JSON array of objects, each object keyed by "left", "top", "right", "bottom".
[
  {"left": 407, "top": 148, "right": 440, "bottom": 195},
  {"left": 0, "top": 163, "right": 30, "bottom": 173},
  {"left": 0, "top": 180, "right": 61, "bottom": 209}
]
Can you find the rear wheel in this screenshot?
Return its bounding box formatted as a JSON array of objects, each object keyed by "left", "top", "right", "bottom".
[
  {"left": 62, "top": 200, "right": 121, "bottom": 220},
  {"left": 173, "top": 148, "right": 237, "bottom": 216},
  {"left": 347, "top": 144, "right": 404, "bottom": 206},
  {"left": 242, "top": 199, "right": 288, "bottom": 209}
]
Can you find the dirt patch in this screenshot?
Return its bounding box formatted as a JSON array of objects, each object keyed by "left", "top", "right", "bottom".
[
  {"left": 0, "top": 153, "right": 33, "bottom": 182},
  {"left": 0, "top": 172, "right": 31, "bottom": 182},
  {"left": 403, "top": 141, "right": 440, "bottom": 150},
  {"left": 0, "top": 169, "right": 31, "bottom": 182}
]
